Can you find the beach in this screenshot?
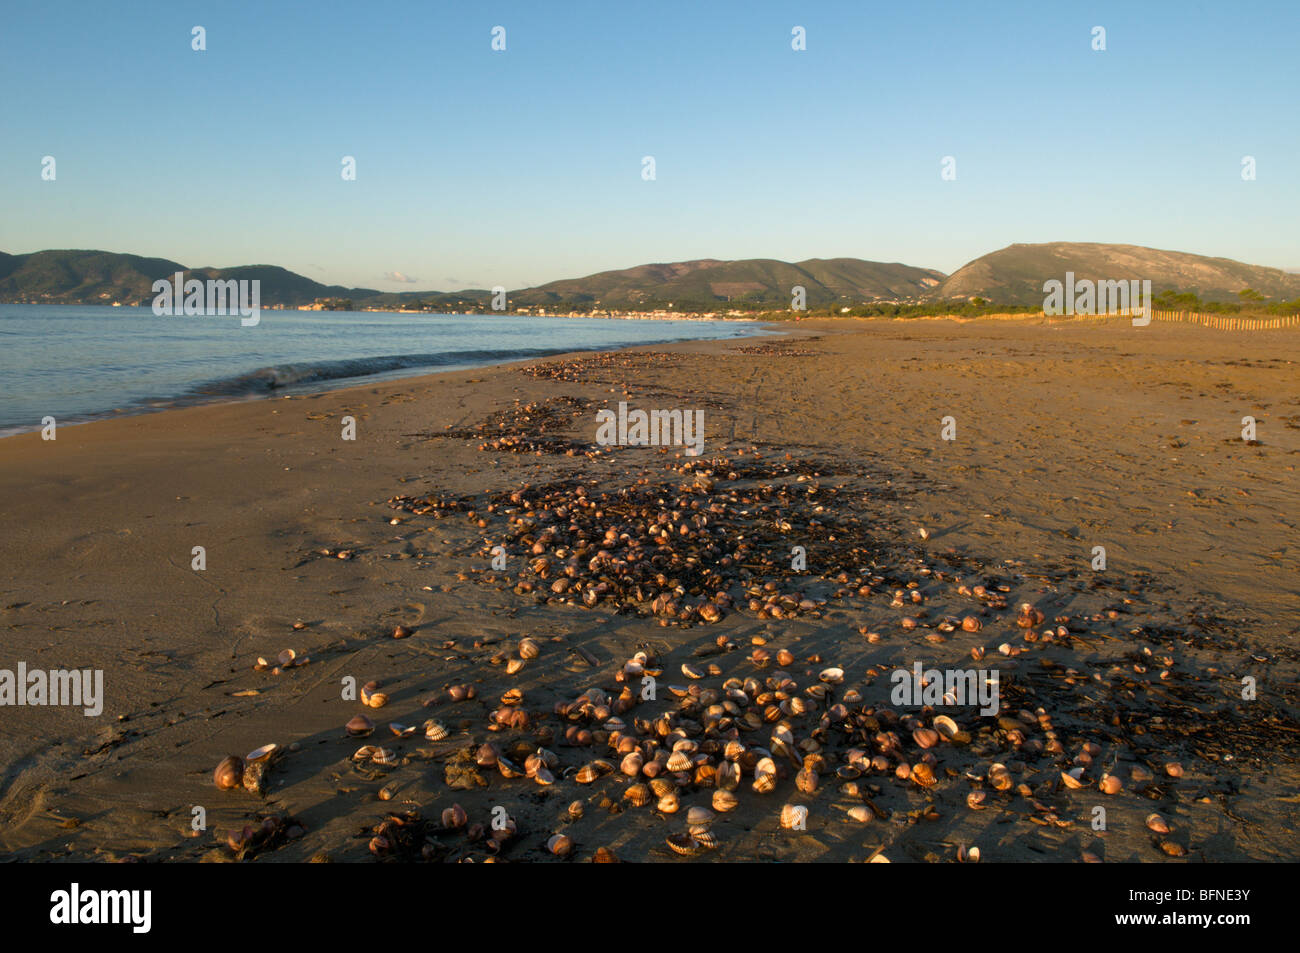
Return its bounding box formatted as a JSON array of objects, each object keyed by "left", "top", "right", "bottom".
[{"left": 0, "top": 316, "right": 1296, "bottom": 862}]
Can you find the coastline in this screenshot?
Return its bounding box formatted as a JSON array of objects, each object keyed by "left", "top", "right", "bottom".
[
  {"left": 1, "top": 316, "right": 1296, "bottom": 862},
  {"left": 0, "top": 312, "right": 776, "bottom": 440}
]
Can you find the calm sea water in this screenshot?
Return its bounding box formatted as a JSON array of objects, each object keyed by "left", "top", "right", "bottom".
[{"left": 0, "top": 305, "right": 768, "bottom": 435}]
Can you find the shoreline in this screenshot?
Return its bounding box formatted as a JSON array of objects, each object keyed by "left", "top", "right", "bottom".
[
  {"left": 0, "top": 317, "right": 778, "bottom": 440},
  {"left": 0, "top": 317, "right": 1295, "bottom": 862}
]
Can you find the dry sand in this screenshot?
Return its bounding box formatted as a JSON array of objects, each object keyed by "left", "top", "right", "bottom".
[{"left": 0, "top": 316, "right": 1296, "bottom": 862}]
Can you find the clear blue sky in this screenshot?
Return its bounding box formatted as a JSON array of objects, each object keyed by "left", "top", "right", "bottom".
[{"left": 2, "top": 0, "right": 1296, "bottom": 291}]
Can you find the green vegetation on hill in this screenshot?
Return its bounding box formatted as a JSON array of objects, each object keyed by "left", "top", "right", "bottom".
[
  {"left": 3, "top": 244, "right": 1298, "bottom": 317},
  {"left": 936, "top": 242, "right": 1300, "bottom": 306},
  {"left": 0, "top": 250, "right": 373, "bottom": 307}
]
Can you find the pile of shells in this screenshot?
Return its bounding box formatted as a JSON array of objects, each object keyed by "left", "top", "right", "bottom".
[
  {"left": 389, "top": 449, "right": 899, "bottom": 628},
  {"left": 735, "top": 342, "right": 817, "bottom": 357},
  {"left": 391, "top": 622, "right": 1233, "bottom": 861},
  {"left": 367, "top": 806, "right": 520, "bottom": 862},
  {"left": 521, "top": 351, "right": 688, "bottom": 386},
  {"left": 423, "top": 396, "right": 600, "bottom": 457}
]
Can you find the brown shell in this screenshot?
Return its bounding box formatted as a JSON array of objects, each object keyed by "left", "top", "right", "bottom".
[
  {"left": 214, "top": 755, "right": 245, "bottom": 790},
  {"left": 346, "top": 715, "right": 374, "bottom": 737},
  {"left": 665, "top": 833, "right": 701, "bottom": 856}
]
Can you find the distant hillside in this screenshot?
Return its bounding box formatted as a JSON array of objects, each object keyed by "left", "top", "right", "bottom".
[
  {"left": 512, "top": 258, "right": 944, "bottom": 310},
  {"left": 932, "top": 243, "right": 1300, "bottom": 305},
  {"left": 0, "top": 250, "right": 374, "bottom": 307},
  {"left": 3, "top": 244, "right": 1297, "bottom": 313}
]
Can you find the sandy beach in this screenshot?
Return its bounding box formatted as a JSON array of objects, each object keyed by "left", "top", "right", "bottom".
[{"left": 1, "top": 316, "right": 1296, "bottom": 862}]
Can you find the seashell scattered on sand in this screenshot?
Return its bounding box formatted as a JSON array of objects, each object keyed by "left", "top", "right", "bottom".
[
  {"left": 1145, "top": 812, "right": 1171, "bottom": 834},
  {"left": 246, "top": 744, "right": 278, "bottom": 763},
  {"left": 346, "top": 715, "right": 374, "bottom": 737},
  {"left": 712, "top": 790, "right": 739, "bottom": 812},
  {"left": 214, "top": 755, "right": 244, "bottom": 790}
]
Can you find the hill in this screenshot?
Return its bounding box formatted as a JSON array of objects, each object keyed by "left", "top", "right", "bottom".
[
  {"left": 931, "top": 242, "right": 1300, "bottom": 305},
  {"left": 0, "top": 250, "right": 374, "bottom": 307},
  {"left": 3, "top": 244, "right": 1297, "bottom": 313},
  {"left": 511, "top": 258, "right": 944, "bottom": 310}
]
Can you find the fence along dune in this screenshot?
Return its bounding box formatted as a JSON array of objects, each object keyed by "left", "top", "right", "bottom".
[{"left": 1030, "top": 309, "right": 1300, "bottom": 330}]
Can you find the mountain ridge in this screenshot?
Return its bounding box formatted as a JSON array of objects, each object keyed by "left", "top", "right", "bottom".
[{"left": 2, "top": 243, "right": 1297, "bottom": 311}]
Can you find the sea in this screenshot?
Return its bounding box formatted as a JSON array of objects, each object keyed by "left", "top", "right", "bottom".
[{"left": 0, "top": 305, "right": 769, "bottom": 436}]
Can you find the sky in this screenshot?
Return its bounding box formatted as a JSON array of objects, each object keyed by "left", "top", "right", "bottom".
[{"left": 2, "top": 0, "right": 1297, "bottom": 291}]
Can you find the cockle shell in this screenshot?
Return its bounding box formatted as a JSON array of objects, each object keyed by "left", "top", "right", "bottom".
[
  {"left": 519, "top": 638, "right": 540, "bottom": 659},
  {"left": 246, "top": 744, "right": 278, "bottom": 763},
  {"left": 649, "top": 777, "right": 677, "bottom": 798},
  {"left": 665, "top": 834, "right": 701, "bottom": 856},
  {"left": 666, "top": 751, "right": 693, "bottom": 773},
  {"left": 624, "top": 783, "right": 652, "bottom": 806},
  {"left": 712, "top": 790, "right": 739, "bottom": 812},
  {"left": 910, "top": 763, "right": 936, "bottom": 787},
  {"left": 346, "top": 715, "right": 374, "bottom": 737},
  {"left": 716, "top": 761, "right": 741, "bottom": 791},
  {"left": 691, "top": 830, "right": 718, "bottom": 849},
  {"left": 441, "top": 804, "right": 467, "bottom": 829},
  {"left": 933, "top": 715, "right": 961, "bottom": 741},
  {"left": 579, "top": 759, "right": 614, "bottom": 783},
  {"left": 686, "top": 806, "right": 715, "bottom": 827},
  {"left": 780, "top": 804, "right": 808, "bottom": 829},
  {"left": 1146, "top": 812, "right": 1171, "bottom": 834},
  {"left": 796, "top": 769, "right": 818, "bottom": 794},
  {"left": 547, "top": 834, "right": 572, "bottom": 856},
  {"left": 214, "top": 755, "right": 244, "bottom": 790},
  {"left": 620, "top": 752, "right": 644, "bottom": 777},
  {"left": 424, "top": 720, "right": 449, "bottom": 741}
]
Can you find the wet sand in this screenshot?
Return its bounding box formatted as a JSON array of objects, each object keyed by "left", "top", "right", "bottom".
[{"left": 1, "top": 316, "right": 1296, "bottom": 862}]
